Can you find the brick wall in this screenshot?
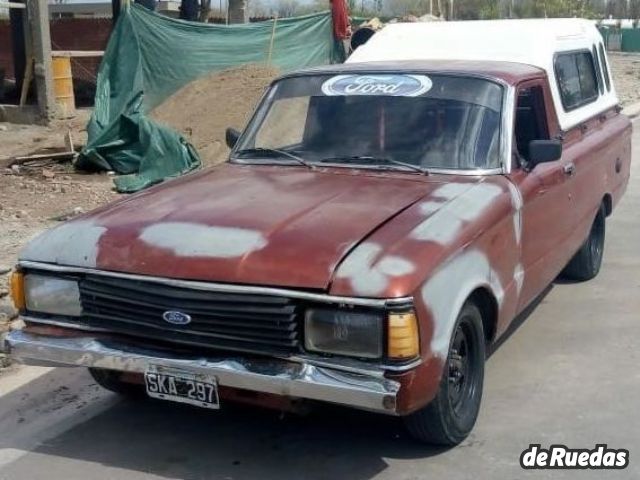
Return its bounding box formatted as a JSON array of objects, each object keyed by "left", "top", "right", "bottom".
[
  {"left": 0, "top": 17, "right": 112, "bottom": 103},
  {"left": 0, "top": 19, "right": 13, "bottom": 80}
]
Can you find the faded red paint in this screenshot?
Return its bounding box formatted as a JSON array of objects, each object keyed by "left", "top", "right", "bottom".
[
  {"left": 89, "top": 165, "right": 450, "bottom": 289},
  {"left": 18, "top": 63, "right": 633, "bottom": 415}
]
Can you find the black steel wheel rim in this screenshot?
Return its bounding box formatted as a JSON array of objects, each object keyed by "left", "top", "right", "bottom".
[
  {"left": 589, "top": 212, "right": 605, "bottom": 265},
  {"left": 447, "top": 319, "right": 479, "bottom": 417}
]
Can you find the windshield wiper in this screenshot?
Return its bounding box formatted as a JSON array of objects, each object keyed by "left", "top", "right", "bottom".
[
  {"left": 319, "top": 155, "right": 429, "bottom": 175},
  {"left": 234, "top": 147, "right": 315, "bottom": 170}
]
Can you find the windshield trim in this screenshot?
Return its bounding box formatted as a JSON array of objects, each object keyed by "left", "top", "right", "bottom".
[
  {"left": 231, "top": 158, "right": 505, "bottom": 177},
  {"left": 229, "top": 72, "right": 512, "bottom": 176},
  {"left": 231, "top": 158, "right": 433, "bottom": 174},
  {"left": 502, "top": 83, "right": 516, "bottom": 175}
]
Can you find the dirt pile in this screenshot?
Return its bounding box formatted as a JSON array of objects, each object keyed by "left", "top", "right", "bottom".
[{"left": 150, "top": 64, "right": 280, "bottom": 166}]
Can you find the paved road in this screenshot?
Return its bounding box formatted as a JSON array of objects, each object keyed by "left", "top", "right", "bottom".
[{"left": 0, "top": 120, "right": 638, "bottom": 480}]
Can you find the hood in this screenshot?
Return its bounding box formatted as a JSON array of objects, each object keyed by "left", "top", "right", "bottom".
[{"left": 20, "top": 164, "right": 452, "bottom": 290}]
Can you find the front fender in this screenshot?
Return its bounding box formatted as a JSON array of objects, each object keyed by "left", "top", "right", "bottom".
[
  {"left": 390, "top": 248, "right": 505, "bottom": 413},
  {"left": 328, "top": 178, "right": 521, "bottom": 301},
  {"left": 415, "top": 248, "right": 503, "bottom": 360}
]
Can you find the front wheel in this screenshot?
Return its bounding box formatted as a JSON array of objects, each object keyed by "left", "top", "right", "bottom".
[
  {"left": 561, "top": 203, "right": 606, "bottom": 281},
  {"left": 403, "top": 301, "right": 485, "bottom": 445}
]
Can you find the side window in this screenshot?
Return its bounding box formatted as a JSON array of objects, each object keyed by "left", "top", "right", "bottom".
[
  {"left": 555, "top": 54, "right": 582, "bottom": 108},
  {"left": 592, "top": 45, "right": 604, "bottom": 94},
  {"left": 576, "top": 54, "right": 598, "bottom": 99},
  {"left": 554, "top": 51, "right": 599, "bottom": 111},
  {"left": 514, "top": 86, "right": 550, "bottom": 163},
  {"left": 255, "top": 96, "right": 309, "bottom": 148},
  {"left": 598, "top": 43, "right": 612, "bottom": 92}
]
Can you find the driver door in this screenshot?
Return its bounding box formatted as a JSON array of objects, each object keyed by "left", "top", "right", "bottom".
[{"left": 507, "top": 80, "right": 577, "bottom": 312}]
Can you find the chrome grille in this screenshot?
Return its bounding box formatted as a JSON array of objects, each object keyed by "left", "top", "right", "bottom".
[{"left": 77, "top": 275, "right": 300, "bottom": 355}]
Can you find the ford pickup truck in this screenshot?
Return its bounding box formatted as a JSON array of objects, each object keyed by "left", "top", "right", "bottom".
[{"left": 5, "top": 19, "right": 632, "bottom": 445}]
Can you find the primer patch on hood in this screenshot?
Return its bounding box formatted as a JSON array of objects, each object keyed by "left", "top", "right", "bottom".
[
  {"left": 139, "top": 222, "right": 267, "bottom": 258},
  {"left": 418, "top": 201, "right": 444, "bottom": 215},
  {"left": 19, "top": 220, "right": 107, "bottom": 267},
  {"left": 334, "top": 242, "right": 415, "bottom": 296},
  {"left": 411, "top": 183, "right": 503, "bottom": 245}
]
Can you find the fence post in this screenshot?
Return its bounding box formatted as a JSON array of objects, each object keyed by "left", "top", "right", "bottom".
[
  {"left": 267, "top": 14, "right": 278, "bottom": 66},
  {"left": 26, "top": 0, "right": 55, "bottom": 120}
]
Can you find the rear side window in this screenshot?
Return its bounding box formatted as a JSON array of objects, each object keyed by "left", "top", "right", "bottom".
[
  {"left": 592, "top": 45, "right": 604, "bottom": 94},
  {"left": 599, "top": 43, "right": 612, "bottom": 92},
  {"left": 554, "top": 51, "right": 599, "bottom": 111}
]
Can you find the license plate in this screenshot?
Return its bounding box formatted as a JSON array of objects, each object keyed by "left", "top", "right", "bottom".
[{"left": 144, "top": 365, "right": 219, "bottom": 409}]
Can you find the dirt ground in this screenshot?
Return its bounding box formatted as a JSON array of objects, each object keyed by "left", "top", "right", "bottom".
[
  {"left": 0, "top": 65, "right": 279, "bottom": 342},
  {"left": 0, "top": 110, "right": 117, "bottom": 330},
  {"left": 150, "top": 64, "right": 279, "bottom": 166},
  {"left": 608, "top": 52, "right": 640, "bottom": 106},
  {"left": 1, "top": 55, "right": 639, "bottom": 360}
]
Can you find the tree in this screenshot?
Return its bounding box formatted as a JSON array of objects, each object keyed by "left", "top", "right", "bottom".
[
  {"left": 296, "top": 0, "right": 332, "bottom": 15},
  {"left": 249, "top": 0, "right": 270, "bottom": 17},
  {"left": 274, "top": 0, "right": 299, "bottom": 17},
  {"left": 199, "top": 0, "right": 212, "bottom": 21},
  {"left": 385, "top": 0, "right": 432, "bottom": 16},
  {"left": 605, "top": 0, "right": 628, "bottom": 17},
  {"left": 478, "top": 0, "right": 500, "bottom": 18}
]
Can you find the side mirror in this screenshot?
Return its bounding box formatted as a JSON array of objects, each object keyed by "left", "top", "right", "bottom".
[
  {"left": 225, "top": 127, "right": 241, "bottom": 149},
  {"left": 528, "top": 139, "right": 562, "bottom": 167}
]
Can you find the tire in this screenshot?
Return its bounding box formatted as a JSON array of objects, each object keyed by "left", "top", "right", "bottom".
[
  {"left": 561, "top": 203, "right": 606, "bottom": 281},
  {"left": 403, "top": 301, "right": 485, "bottom": 446},
  {"left": 89, "top": 368, "right": 145, "bottom": 398}
]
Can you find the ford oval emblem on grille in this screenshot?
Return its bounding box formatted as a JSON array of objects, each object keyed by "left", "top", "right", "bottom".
[{"left": 162, "top": 310, "right": 192, "bottom": 325}]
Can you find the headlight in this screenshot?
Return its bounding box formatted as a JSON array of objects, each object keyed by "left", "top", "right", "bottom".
[
  {"left": 304, "top": 308, "right": 383, "bottom": 359},
  {"left": 24, "top": 274, "right": 82, "bottom": 317}
]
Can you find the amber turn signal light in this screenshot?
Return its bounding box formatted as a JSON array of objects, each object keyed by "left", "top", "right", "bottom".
[
  {"left": 387, "top": 311, "right": 419, "bottom": 359},
  {"left": 9, "top": 271, "right": 26, "bottom": 311}
]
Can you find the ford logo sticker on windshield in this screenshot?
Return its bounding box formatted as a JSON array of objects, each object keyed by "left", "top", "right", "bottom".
[
  {"left": 163, "top": 310, "right": 192, "bottom": 326},
  {"left": 321, "top": 74, "right": 433, "bottom": 97}
]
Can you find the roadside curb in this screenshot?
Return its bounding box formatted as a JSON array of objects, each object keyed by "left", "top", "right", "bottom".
[{"left": 622, "top": 101, "right": 640, "bottom": 119}]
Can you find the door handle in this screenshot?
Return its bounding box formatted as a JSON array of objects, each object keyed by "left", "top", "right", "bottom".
[{"left": 563, "top": 163, "right": 576, "bottom": 176}]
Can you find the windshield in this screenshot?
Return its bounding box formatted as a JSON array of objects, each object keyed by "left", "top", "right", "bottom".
[{"left": 233, "top": 73, "right": 504, "bottom": 171}]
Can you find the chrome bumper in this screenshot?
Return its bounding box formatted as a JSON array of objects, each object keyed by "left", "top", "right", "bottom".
[{"left": 4, "top": 330, "right": 400, "bottom": 414}]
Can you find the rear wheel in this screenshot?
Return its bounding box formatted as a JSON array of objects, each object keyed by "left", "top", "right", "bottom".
[
  {"left": 403, "top": 301, "right": 485, "bottom": 445},
  {"left": 89, "top": 368, "right": 145, "bottom": 398},
  {"left": 562, "top": 203, "right": 606, "bottom": 281}
]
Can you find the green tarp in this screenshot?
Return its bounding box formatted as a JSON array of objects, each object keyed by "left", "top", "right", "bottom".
[{"left": 78, "top": 4, "right": 344, "bottom": 192}]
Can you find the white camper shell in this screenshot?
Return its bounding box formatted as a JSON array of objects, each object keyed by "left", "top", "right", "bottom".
[{"left": 348, "top": 19, "right": 618, "bottom": 131}]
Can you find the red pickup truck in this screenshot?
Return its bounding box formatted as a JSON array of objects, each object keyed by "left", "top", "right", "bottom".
[{"left": 5, "top": 20, "right": 631, "bottom": 445}]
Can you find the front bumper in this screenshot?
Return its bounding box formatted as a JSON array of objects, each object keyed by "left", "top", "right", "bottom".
[{"left": 4, "top": 330, "right": 401, "bottom": 414}]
